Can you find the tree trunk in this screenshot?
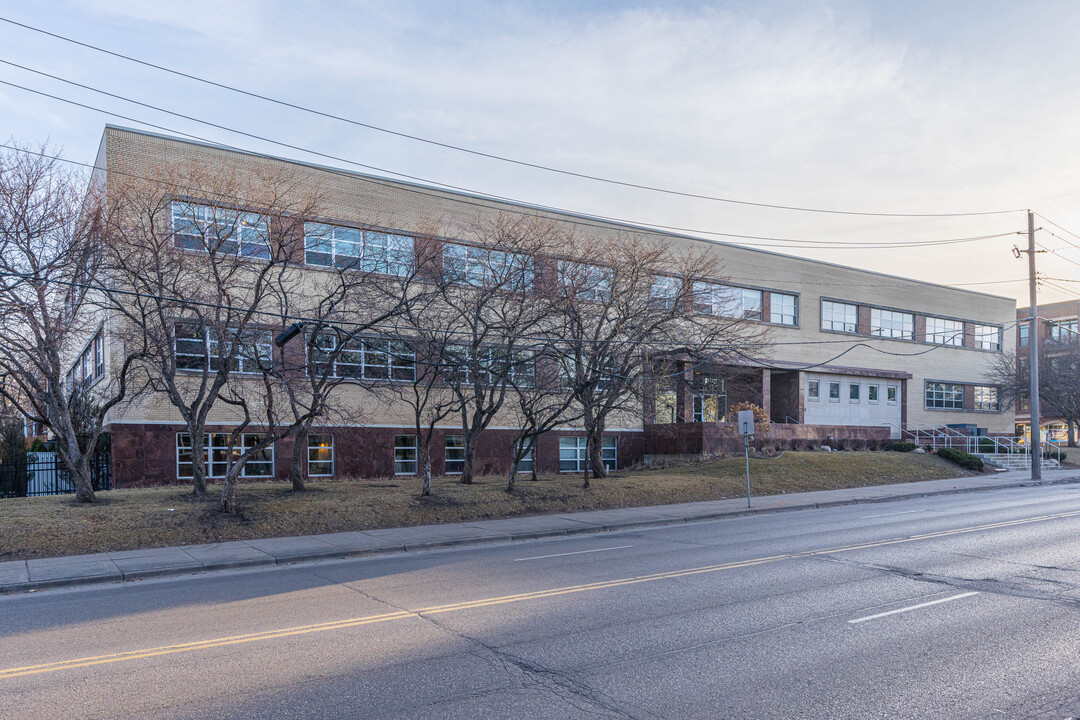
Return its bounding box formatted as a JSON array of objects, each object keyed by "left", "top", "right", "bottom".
[
  {"left": 588, "top": 424, "right": 607, "bottom": 479},
  {"left": 507, "top": 437, "right": 525, "bottom": 492},
  {"left": 289, "top": 425, "right": 309, "bottom": 492},
  {"left": 460, "top": 428, "right": 479, "bottom": 484},
  {"left": 72, "top": 454, "right": 96, "bottom": 504},
  {"left": 1068, "top": 419, "right": 1077, "bottom": 448},
  {"left": 190, "top": 427, "right": 208, "bottom": 498},
  {"left": 420, "top": 444, "right": 432, "bottom": 497},
  {"left": 59, "top": 425, "right": 96, "bottom": 503},
  {"left": 219, "top": 469, "right": 239, "bottom": 513}
]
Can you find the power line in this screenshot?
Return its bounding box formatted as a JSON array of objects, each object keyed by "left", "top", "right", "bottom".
[
  {"left": 0, "top": 16, "right": 1026, "bottom": 219},
  {"left": 0, "top": 79, "right": 1023, "bottom": 251}
]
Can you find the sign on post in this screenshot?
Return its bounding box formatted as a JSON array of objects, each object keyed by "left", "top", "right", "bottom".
[
  {"left": 737, "top": 410, "right": 754, "bottom": 508},
  {"left": 737, "top": 410, "right": 755, "bottom": 437}
]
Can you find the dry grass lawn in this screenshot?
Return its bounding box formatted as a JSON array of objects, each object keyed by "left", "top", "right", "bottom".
[{"left": 1, "top": 451, "right": 974, "bottom": 560}]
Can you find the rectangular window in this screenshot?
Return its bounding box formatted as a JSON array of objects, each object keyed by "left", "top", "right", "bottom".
[
  {"left": 516, "top": 445, "right": 534, "bottom": 473},
  {"left": 974, "top": 324, "right": 1001, "bottom": 351},
  {"left": 304, "top": 222, "right": 413, "bottom": 276},
  {"left": 693, "top": 282, "right": 762, "bottom": 320},
  {"left": 807, "top": 379, "right": 820, "bottom": 400},
  {"left": 651, "top": 276, "right": 680, "bottom": 311},
  {"left": 172, "top": 202, "right": 270, "bottom": 259},
  {"left": 868, "top": 384, "right": 879, "bottom": 402},
  {"left": 444, "top": 435, "right": 465, "bottom": 474},
  {"left": 691, "top": 372, "right": 725, "bottom": 422},
  {"left": 926, "top": 317, "right": 964, "bottom": 346},
  {"left": 887, "top": 385, "right": 898, "bottom": 404},
  {"left": 445, "top": 347, "right": 534, "bottom": 388},
  {"left": 559, "top": 260, "right": 612, "bottom": 301},
  {"left": 849, "top": 383, "right": 860, "bottom": 401},
  {"left": 973, "top": 385, "right": 1000, "bottom": 411},
  {"left": 558, "top": 436, "right": 617, "bottom": 472},
  {"left": 925, "top": 382, "right": 964, "bottom": 410},
  {"left": 68, "top": 331, "right": 105, "bottom": 390},
  {"left": 445, "top": 243, "right": 533, "bottom": 289},
  {"left": 309, "top": 335, "right": 415, "bottom": 381},
  {"left": 1019, "top": 323, "right": 1030, "bottom": 348},
  {"left": 1050, "top": 319, "right": 1079, "bottom": 343},
  {"left": 829, "top": 381, "right": 840, "bottom": 400},
  {"left": 821, "top": 300, "right": 858, "bottom": 333},
  {"left": 394, "top": 435, "right": 418, "bottom": 475},
  {"left": 871, "top": 308, "right": 914, "bottom": 340},
  {"left": 769, "top": 292, "right": 798, "bottom": 326},
  {"left": 174, "top": 323, "right": 272, "bottom": 374},
  {"left": 308, "top": 434, "right": 334, "bottom": 477},
  {"left": 176, "top": 433, "right": 273, "bottom": 479},
  {"left": 93, "top": 335, "right": 104, "bottom": 376}
]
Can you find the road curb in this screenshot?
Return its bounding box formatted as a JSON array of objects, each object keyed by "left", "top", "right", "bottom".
[{"left": 5, "top": 475, "right": 1080, "bottom": 595}]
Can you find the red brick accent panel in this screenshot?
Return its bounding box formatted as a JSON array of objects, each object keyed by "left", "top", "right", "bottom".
[{"left": 107, "top": 424, "right": 646, "bottom": 487}]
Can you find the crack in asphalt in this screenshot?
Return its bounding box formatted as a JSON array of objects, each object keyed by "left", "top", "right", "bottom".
[
  {"left": 299, "top": 567, "right": 644, "bottom": 718},
  {"left": 809, "top": 554, "right": 1080, "bottom": 610}
]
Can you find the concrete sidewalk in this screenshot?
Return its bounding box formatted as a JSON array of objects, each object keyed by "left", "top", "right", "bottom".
[{"left": 4, "top": 468, "right": 1079, "bottom": 594}]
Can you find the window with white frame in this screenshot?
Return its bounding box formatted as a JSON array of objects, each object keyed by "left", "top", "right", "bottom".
[
  {"left": 558, "top": 260, "right": 612, "bottom": 301},
  {"left": 973, "top": 385, "right": 1000, "bottom": 411},
  {"left": 1019, "top": 323, "right": 1030, "bottom": 347},
  {"left": 174, "top": 323, "right": 273, "bottom": 374},
  {"left": 1050, "top": 319, "right": 1079, "bottom": 343},
  {"left": 172, "top": 202, "right": 270, "bottom": 259},
  {"left": 974, "top": 324, "right": 1002, "bottom": 351},
  {"left": 444, "top": 347, "right": 534, "bottom": 387},
  {"left": 821, "top": 301, "right": 858, "bottom": 333},
  {"left": 444, "top": 243, "right": 533, "bottom": 289},
  {"left": 558, "top": 436, "right": 617, "bottom": 472},
  {"left": 308, "top": 434, "right": 334, "bottom": 477},
  {"left": 651, "top": 276, "right": 680, "bottom": 311},
  {"left": 309, "top": 334, "right": 415, "bottom": 381},
  {"left": 868, "top": 384, "right": 879, "bottom": 403},
  {"left": 67, "top": 331, "right": 105, "bottom": 391},
  {"left": 394, "top": 435, "right": 418, "bottom": 474},
  {"left": 444, "top": 435, "right": 465, "bottom": 474},
  {"left": 807, "top": 379, "right": 820, "bottom": 400},
  {"left": 693, "top": 282, "right": 762, "bottom": 320},
  {"left": 304, "top": 223, "right": 412, "bottom": 275},
  {"left": 887, "top": 385, "right": 898, "bottom": 404},
  {"left": 516, "top": 445, "right": 534, "bottom": 473},
  {"left": 926, "top": 317, "right": 964, "bottom": 346},
  {"left": 828, "top": 381, "right": 840, "bottom": 400},
  {"left": 849, "top": 383, "right": 860, "bottom": 402},
  {"left": 871, "top": 308, "right": 914, "bottom": 340},
  {"left": 176, "top": 433, "right": 273, "bottom": 479},
  {"left": 770, "top": 292, "right": 798, "bottom": 326},
  {"left": 925, "top": 382, "right": 964, "bottom": 409}
]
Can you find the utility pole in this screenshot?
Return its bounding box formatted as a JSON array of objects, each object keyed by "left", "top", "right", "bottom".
[{"left": 1027, "top": 210, "right": 1042, "bottom": 480}]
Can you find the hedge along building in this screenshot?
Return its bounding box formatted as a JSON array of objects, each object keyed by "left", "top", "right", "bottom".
[{"left": 80, "top": 125, "right": 1016, "bottom": 487}]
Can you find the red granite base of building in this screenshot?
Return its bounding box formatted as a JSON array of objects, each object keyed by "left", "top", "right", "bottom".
[{"left": 106, "top": 423, "right": 647, "bottom": 488}]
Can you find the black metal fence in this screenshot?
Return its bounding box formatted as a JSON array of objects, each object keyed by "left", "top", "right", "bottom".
[{"left": 0, "top": 451, "right": 112, "bottom": 498}]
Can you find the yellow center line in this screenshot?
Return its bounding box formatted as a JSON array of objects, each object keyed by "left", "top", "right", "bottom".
[{"left": 4, "top": 508, "right": 1078, "bottom": 680}]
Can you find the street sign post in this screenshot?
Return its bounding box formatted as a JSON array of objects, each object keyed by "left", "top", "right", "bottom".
[{"left": 738, "top": 410, "right": 754, "bottom": 508}]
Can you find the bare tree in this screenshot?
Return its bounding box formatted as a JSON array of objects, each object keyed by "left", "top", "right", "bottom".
[
  {"left": 553, "top": 233, "right": 764, "bottom": 487},
  {"left": 100, "top": 162, "right": 321, "bottom": 504},
  {"left": 0, "top": 145, "right": 145, "bottom": 502},
  {"left": 440, "top": 214, "right": 559, "bottom": 484},
  {"left": 987, "top": 343, "right": 1080, "bottom": 446}
]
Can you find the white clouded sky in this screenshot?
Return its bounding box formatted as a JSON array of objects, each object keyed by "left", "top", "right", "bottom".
[{"left": 2, "top": 0, "right": 1079, "bottom": 305}]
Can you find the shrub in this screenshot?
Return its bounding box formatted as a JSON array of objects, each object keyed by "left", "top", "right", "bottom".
[
  {"left": 936, "top": 447, "right": 984, "bottom": 471},
  {"left": 888, "top": 442, "right": 916, "bottom": 452},
  {"left": 28, "top": 437, "right": 47, "bottom": 453}
]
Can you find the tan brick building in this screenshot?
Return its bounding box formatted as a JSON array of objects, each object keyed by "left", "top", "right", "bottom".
[{"left": 82, "top": 126, "right": 1017, "bottom": 485}]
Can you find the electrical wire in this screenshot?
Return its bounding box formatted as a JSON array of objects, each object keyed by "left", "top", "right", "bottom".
[
  {"left": 0, "top": 76, "right": 1024, "bottom": 251},
  {"left": 0, "top": 17, "right": 1026, "bottom": 219}
]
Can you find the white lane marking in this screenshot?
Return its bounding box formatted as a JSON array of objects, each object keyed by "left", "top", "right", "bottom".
[
  {"left": 859, "top": 510, "right": 923, "bottom": 519},
  {"left": 514, "top": 545, "right": 634, "bottom": 562},
  {"left": 848, "top": 591, "right": 979, "bottom": 624}
]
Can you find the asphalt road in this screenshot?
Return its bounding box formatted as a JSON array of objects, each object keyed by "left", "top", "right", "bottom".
[{"left": 6, "top": 484, "right": 1080, "bottom": 719}]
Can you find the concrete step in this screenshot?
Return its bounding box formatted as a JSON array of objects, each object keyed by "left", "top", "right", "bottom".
[{"left": 975, "top": 453, "right": 1060, "bottom": 471}]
